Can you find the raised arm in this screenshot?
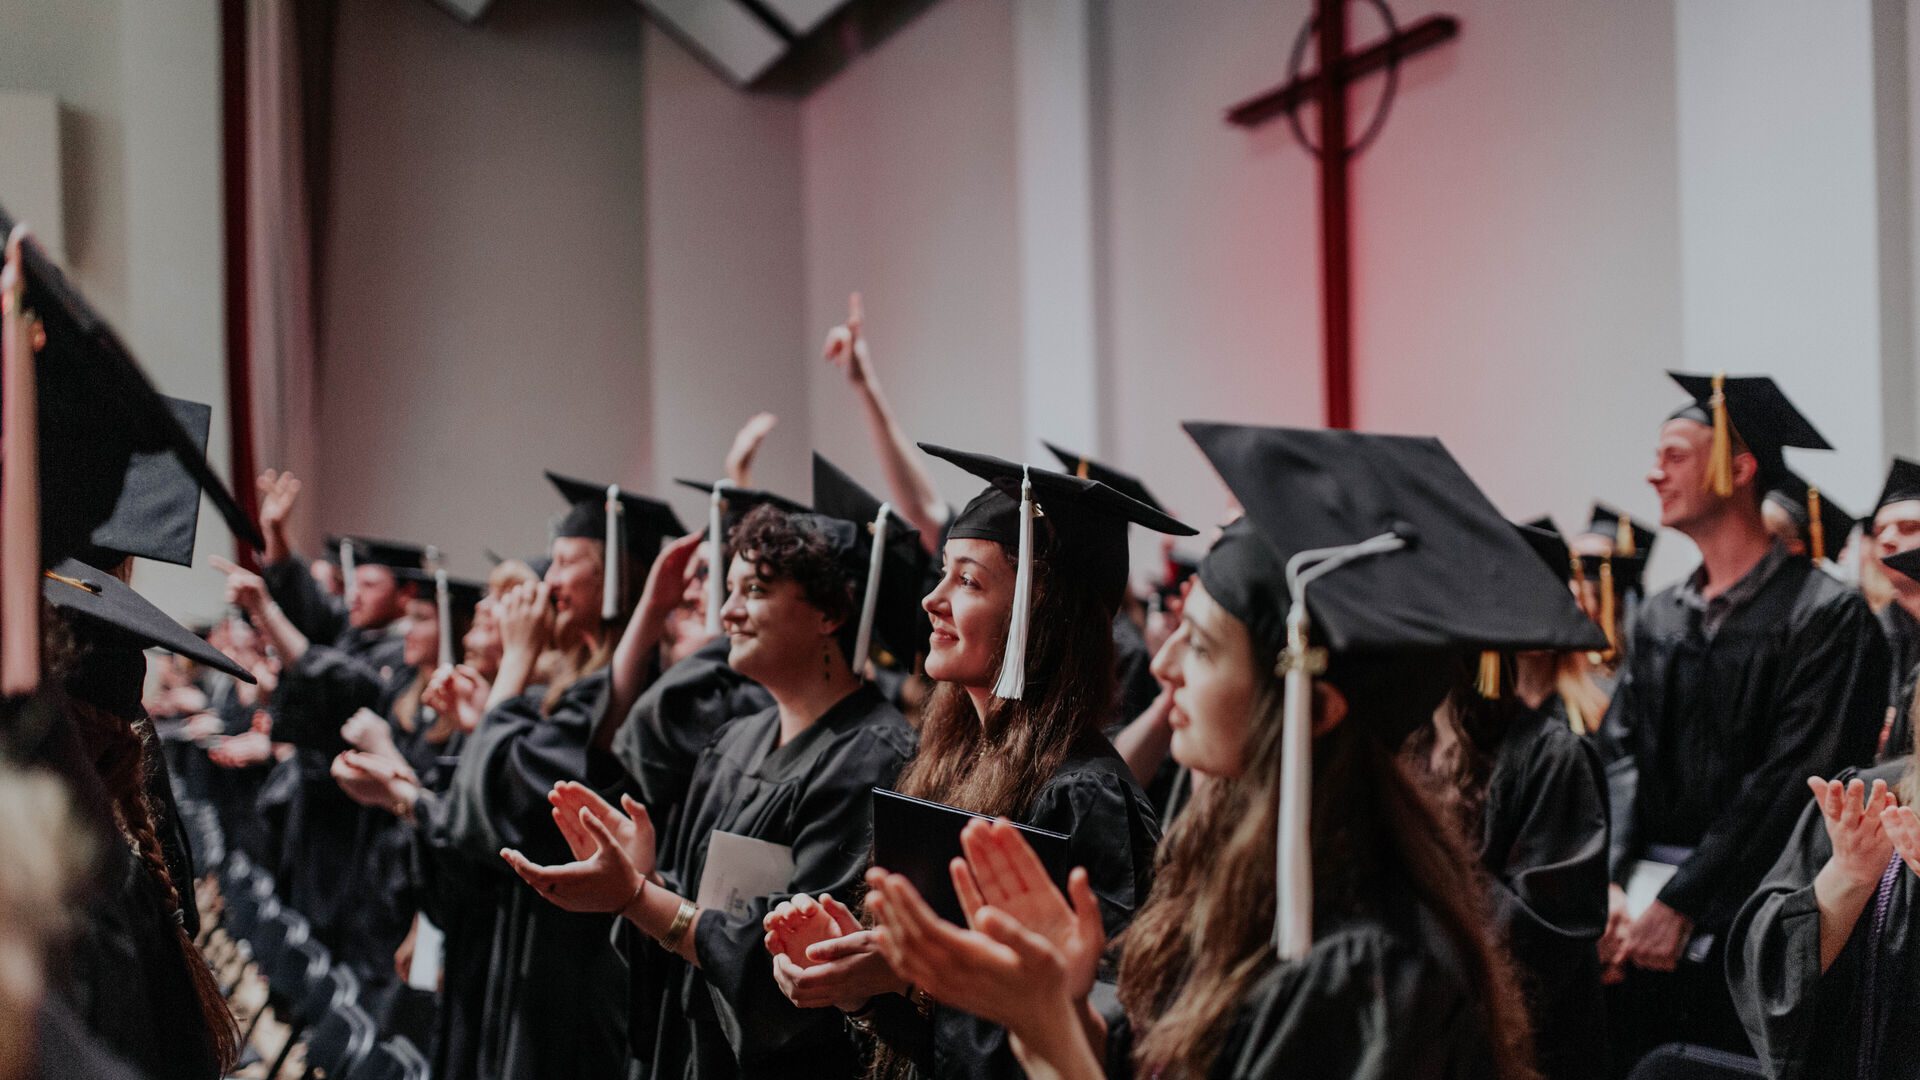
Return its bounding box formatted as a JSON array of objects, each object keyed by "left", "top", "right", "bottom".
[
  {"left": 605, "top": 533, "right": 706, "bottom": 747},
  {"left": 823, "top": 293, "right": 949, "bottom": 551}
]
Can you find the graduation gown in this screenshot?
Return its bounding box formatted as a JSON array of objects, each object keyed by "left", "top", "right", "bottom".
[
  {"left": 632, "top": 682, "right": 915, "bottom": 1079},
  {"left": 1608, "top": 554, "right": 1889, "bottom": 938},
  {"left": 429, "top": 669, "right": 630, "bottom": 1080},
  {"left": 261, "top": 554, "right": 349, "bottom": 647},
  {"left": 1726, "top": 760, "right": 1920, "bottom": 1080},
  {"left": 1481, "top": 700, "right": 1610, "bottom": 1080},
  {"left": 1103, "top": 892, "right": 1501, "bottom": 1079},
  {"left": 615, "top": 635, "right": 773, "bottom": 835},
  {"left": 869, "top": 736, "right": 1162, "bottom": 1080},
  {"left": 256, "top": 639, "right": 409, "bottom": 964},
  {"left": 56, "top": 831, "right": 222, "bottom": 1080}
]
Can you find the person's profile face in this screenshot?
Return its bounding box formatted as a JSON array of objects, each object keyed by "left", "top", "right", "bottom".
[
  {"left": 1648, "top": 420, "right": 1716, "bottom": 532},
  {"left": 348, "top": 566, "right": 405, "bottom": 629},
  {"left": 1150, "top": 581, "right": 1257, "bottom": 779},
  {"left": 544, "top": 537, "right": 605, "bottom": 641},
  {"left": 719, "top": 553, "right": 840, "bottom": 684},
  {"left": 921, "top": 539, "right": 1013, "bottom": 689},
  {"left": 402, "top": 598, "right": 439, "bottom": 668}
]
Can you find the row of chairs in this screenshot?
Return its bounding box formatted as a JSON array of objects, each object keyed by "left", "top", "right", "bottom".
[{"left": 181, "top": 800, "right": 429, "bottom": 1080}]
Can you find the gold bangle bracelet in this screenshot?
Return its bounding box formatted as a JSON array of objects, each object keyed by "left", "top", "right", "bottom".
[{"left": 659, "top": 900, "right": 696, "bottom": 952}]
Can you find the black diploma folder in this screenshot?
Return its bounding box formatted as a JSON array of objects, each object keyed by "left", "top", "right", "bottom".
[{"left": 869, "top": 788, "right": 1073, "bottom": 925}]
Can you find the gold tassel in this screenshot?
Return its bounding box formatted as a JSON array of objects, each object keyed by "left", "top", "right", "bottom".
[
  {"left": 1616, "top": 513, "right": 1636, "bottom": 557},
  {"left": 1598, "top": 557, "right": 1618, "bottom": 661},
  {"left": 1807, "top": 487, "right": 1826, "bottom": 563},
  {"left": 1075, "top": 458, "right": 1090, "bottom": 479},
  {"left": 1476, "top": 650, "right": 1502, "bottom": 699},
  {"left": 1564, "top": 693, "right": 1587, "bottom": 736},
  {"left": 1706, "top": 371, "right": 1734, "bottom": 498}
]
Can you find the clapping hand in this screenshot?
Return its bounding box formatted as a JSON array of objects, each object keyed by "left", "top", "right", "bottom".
[{"left": 500, "top": 782, "right": 656, "bottom": 914}]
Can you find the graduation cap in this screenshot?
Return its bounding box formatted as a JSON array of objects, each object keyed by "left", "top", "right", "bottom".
[
  {"left": 1182, "top": 421, "right": 1604, "bottom": 961},
  {"left": 325, "top": 535, "right": 428, "bottom": 610},
  {"left": 42, "top": 558, "right": 252, "bottom": 682},
  {"left": 2, "top": 204, "right": 262, "bottom": 565},
  {"left": 1040, "top": 441, "right": 1167, "bottom": 514},
  {"left": 395, "top": 567, "right": 487, "bottom": 668},
  {"left": 675, "top": 477, "right": 811, "bottom": 636},
  {"left": 1873, "top": 457, "right": 1920, "bottom": 518},
  {"left": 79, "top": 395, "right": 214, "bottom": 568},
  {"left": 1583, "top": 502, "right": 1656, "bottom": 560},
  {"left": 1572, "top": 550, "right": 1648, "bottom": 660},
  {"left": 1765, "top": 470, "right": 1855, "bottom": 564},
  {"left": 1666, "top": 371, "right": 1831, "bottom": 496},
  {"left": 1883, "top": 547, "right": 1920, "bottom": 583},
  {"left": 1514, "top": 520, "right": 1574, "bottom": 587},
  {"left": 812, "top": 454, "right": 931, "bottom": 668},
  {"left": 919, "top": 443, "right": 1196, "bottom": 700},
  {"left": 1156, "top": 549, "right": 1200, "bottom": 607},
  {"left": 547, "top": 471, "right": 689, "bottom": 623}
]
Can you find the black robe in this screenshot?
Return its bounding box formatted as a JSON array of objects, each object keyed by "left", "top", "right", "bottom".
[
  {"left": 256, "top": 639, "right": 409, "bottom": 967},
  {"left": 616, "top": 636, "right": 773, "bottom": 839},
  {"left": 1608, "top": 555, "right": 1888, "bottom": 938},
  {"left": 632, "top": 682, "right": 915, "bottom": 1079},
  {"left": 261, "top": 554, "right": 349, "bottom": 647},
  {"left": 868, "top": 736, "right": 1162, "bottom": 1080},
  {"left": 1874, "top": 603, "right": 1920, "bottom": 762},
  {"left": 1103, "top": 893, "right": 1502, "bottom": 1079},
  {"left": 427, "top": 670, "right": 630, "bottom": 1080},
  {"left": 1481, "top": 700, "right": 1610, "bottom": 1080},
  {"left": 1726, "top": 760, "right": 1920, "bottom": 1080}
]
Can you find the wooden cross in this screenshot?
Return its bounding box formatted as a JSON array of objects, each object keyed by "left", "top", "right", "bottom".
[{"left": 1227, "top": 0, "right": 1459, "bottom": 430}]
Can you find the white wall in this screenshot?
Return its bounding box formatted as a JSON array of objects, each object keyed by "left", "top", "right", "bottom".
[
  {"left": 799, "top": 0, "right": 1024, "bottom": 511},
  {"left": 640, "top": 20, "right": 809, "bottom": 526},
  {"left": 318, "top": 0, "right": 652, "bottom": 575},
  {"left": 0, "top": 0, "right": 231, "bottom": 621}
]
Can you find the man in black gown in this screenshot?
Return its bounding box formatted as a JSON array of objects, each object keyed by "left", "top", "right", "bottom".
[
  {"left": 1601, "top": 373, "right": 1889, "bottom": 1070},
  {"left": 1863, "top": 457, "right": 1920, "bottom": 761}
]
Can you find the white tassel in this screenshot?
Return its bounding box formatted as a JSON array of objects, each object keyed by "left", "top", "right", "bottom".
[
  {"left": 1275, "top": 606, "right": 1316, "bottom": 960},
  {"left": 705, "top": 482, "right": 729, "bottom": 636},
  {"left": 435, "top": 568, "right": 454, "bottom": 670},
  {"left": 340, "top": 539, "right": 357, "bottom": 609},
  {"left": 602, "top": 485, "right": 623, "bottom": 622},
  {"left": 1272, "top": 531, "right": 1408, "bottom": 960},
  {"left": 992, "top": 470, "right": 1036, "bottom": 700},
  {"left": 853, "top": 503, "right": 891, "bottom": 676}
]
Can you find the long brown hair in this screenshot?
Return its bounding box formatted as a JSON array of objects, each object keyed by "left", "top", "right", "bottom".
[
  {"left": 1116, "top": 657, "right": 1539, "bottom": 1080},
  {"left": 65, "top": 696, "right": 240, "bottom": 1072},
  {"left": 890, "top": 543, "right": 1117, "bottom": 818}
]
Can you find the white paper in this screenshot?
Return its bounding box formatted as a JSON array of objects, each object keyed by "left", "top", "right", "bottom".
[
  {"left": 1623, "top": 859, "right": 1679, "bottom": 921},
  {"left": 407, "top": 914, "right": 445, "bottom": 991},
  {"left": 696, "top": 830, "right": 794, "bottom": 921}
]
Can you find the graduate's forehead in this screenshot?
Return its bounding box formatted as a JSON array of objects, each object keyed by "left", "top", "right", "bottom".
[
  {"left": 940, "top": 537, "right": 1007, "bottom": 570},
  {"left": 1656, "top": 417, "right": 1710, "bottom": 451}
]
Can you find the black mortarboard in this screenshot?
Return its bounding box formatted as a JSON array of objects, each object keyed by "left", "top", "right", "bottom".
[
  {"left": 1185, "top": 422, "right": 1602, "bottom": 962},
  {"left": 548, "top": 471, "right": 688, "bottom": 623},
  {"left": 1883, "top": 547, "right": 1920, "bottom": 583},
  {"left": 393, "top": 568, "right": 486, "bottom": 614},
  {"left": 1666, "top": 371, "right": 1830, "bottom": 492},
  {"left": 1575, "top": 552, "right": 1649, "bottom": 596},
  {"left": 80, "top": 395, "right": 213, "bottom": 568},
  {"left": 1040, "top": 441, "right": 1167, "bottom": 514},
  {"left": 1874, "top": 457, "right": 1920, "bottom": 516},
  {"left": 922, "top": 443, "right": 1195, "bottom": 699},
  {"left": 325, "top": 535, "right": 429, "bottom": 571},
  {"left": 3, "top": 203, "right": 262, "bottom": 566},
  {"left": 1765, "top": 470, "right": 1856, "bottom": 564},
  {"left": 1583, "top": 502, "right": 1656, "bottom": 560},
  {"left": 812, "top": 455, "right": 932, "bottom": 667},
  {"left": 548, "top": 472, "right": 688, "bottom": 556},
  {"left": 1515, "top": 520, "right": 1574, "bottom": 586},
  {"left": 673, "top": 478, "right": 810, "bottom": 530},
  {"left": 42, "top": 558, "right": 252, "bottom": 682},
  {"left": 1183, "top": 422, "right": 1606, "bottom": 656},
  {"left": 1524, "top": 515, "right": 1561, "bottom": 536}
]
